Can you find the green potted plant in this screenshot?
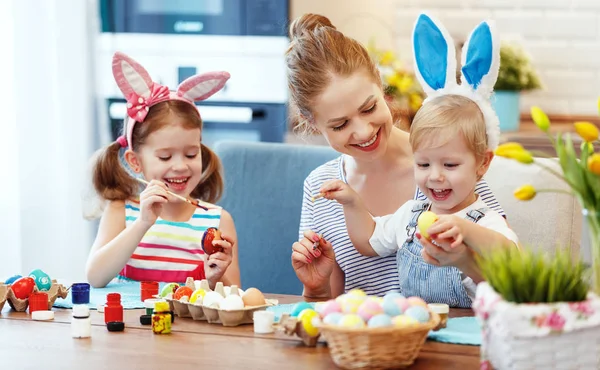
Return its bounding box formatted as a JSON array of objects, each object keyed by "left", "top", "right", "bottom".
[
  {"left": 474, "top": 247, "right": 600, "bottom": 370},
  {"left": 493, "top": 42, "right": 542, "bottom": 132}
]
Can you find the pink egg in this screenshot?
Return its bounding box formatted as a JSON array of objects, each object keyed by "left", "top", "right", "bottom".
[
  {"left": 357, "top": 299, "right": 384, "bottom": 322},
  {"left": 395, "top": 297, "right": 411, "bottom": 312},
  {"left": 318, "top": 299, "right": 342, "bottom": 318},
  {"left": 407, "top": 296, "right": 428, "bottom": 308}
]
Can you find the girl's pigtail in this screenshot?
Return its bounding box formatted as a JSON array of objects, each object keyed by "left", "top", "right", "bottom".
[
  {"left": 191, "top": 143, "right": 224, "bottom": 204},
  {"left": 92, "top": 141, "right": 137, "bottom": 201}
]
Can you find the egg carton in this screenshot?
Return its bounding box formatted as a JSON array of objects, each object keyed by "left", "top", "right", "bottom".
[
  {"left": 2, "top": 280, "right": 68, "bottom": 312},
  {"left": 0, "top": 284, "right": 7, "bottom": 312},
  {"left": 164, "top": 278, "right": 278, "bottom": 327}
]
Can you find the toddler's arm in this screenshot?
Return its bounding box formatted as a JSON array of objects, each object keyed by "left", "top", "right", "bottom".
[{"left": 320, "top": 180, "right": 378, "bottom": 256}]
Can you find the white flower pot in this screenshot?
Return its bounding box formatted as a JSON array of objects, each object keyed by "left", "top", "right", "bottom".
[{"left": 473, "top": 282, "right": 600, "bottom": 370}]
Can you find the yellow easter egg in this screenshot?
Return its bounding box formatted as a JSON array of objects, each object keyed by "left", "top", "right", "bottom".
[
  {"left": 347, "top": 288, "right": 366, "bottom": 297},
  {"left": 393, "top": 315, "right": 419, "bottom": 328},
  {"left": 341, "top": 295, "right": 366, "bottom": 314},
  {"left": 298, "top": 308, "right": 320, "bottom": 337},
  {"left": 339, "top": 314, "right": 366, "bottom": 329},
  {"left": 189, "top": 289, "right": 206, "bottom": 304},
  {"left": 417, "top": 211, "right": 438, "bottom": 239}
]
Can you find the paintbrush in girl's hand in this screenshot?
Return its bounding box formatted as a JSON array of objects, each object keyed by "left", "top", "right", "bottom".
[{"left": 135, "top": 177, "right": 209, "bottom": 211}]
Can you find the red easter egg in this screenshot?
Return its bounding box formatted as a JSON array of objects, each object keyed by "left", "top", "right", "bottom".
[
  {"left": 173, "top": 286, "right": 193, "bottom": 300},
  {"left": 201, "top": 227, "right": 223, "bottom": 255},
  {"left": 10, "top": 276, "right": 36, "bottom": 300}
]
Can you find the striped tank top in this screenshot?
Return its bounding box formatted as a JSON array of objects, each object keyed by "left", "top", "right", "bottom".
[
  {"left": 300, "top": 155, "right": 504, "bottom": 297},
  {"left": 120, "top": 200, "right": 222, "bottom": 283}
]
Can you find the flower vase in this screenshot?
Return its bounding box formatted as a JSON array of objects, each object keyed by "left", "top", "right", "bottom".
[
  {"left": 584, "top": 209, "right": 600, "bottom": 296},
  {"left": 473, "top": 282, "right": 600, "bottom": 370}
]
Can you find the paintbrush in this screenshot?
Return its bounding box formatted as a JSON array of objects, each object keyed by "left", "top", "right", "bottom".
[
  {"left": 135, "top": 177, "right": 209, "bottom": 211},
  {"left": 311, "top": 193, "right": 325, "bottom": 202}
]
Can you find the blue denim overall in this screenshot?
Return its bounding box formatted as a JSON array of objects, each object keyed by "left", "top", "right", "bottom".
[{"left": 396, "top": 202, "right": 487, "bottom": 308}]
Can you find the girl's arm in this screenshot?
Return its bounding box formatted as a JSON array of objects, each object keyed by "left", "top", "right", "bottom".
[
  {"left": 213, "top": 210, "right": 241, "bottom": 287},
  {"left": 85, "top": 201, "right": 150, "bottom": 288}
]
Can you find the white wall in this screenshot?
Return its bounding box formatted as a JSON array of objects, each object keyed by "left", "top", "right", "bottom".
[
  {"left": 292, "top": 0, "right": 600, "bottom": 116},
  {"left": 0, "top": 0, "right": 95, "bottom": 281}
]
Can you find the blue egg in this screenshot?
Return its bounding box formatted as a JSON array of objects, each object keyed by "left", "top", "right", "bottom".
[
  {"left": 29, "top": 269, "right": 52, "bottom": 291},
  {"left": 4, "top": 275, "right": 22, "bottom": 285},
  {"left": 382, "top": 298, "right": 403, "bottom": 317},
  {"left": 323, "top": 312, "right": 344, "bottom": 325},
  {"left": 368, "top": 314, "right": 393, "bottom": 328},
  {"left": 383, "top": 291, "right": 405, "bottom": 302},
  {"left": 405, "top": 306, "right": 430, "bottom": 323},
  {"left": 291, "top": 302, "right": 315, "bottom": 317}
]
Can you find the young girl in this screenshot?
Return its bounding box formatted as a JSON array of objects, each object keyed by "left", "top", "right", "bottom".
[
  {"left": 85, "top": 52, "right": 241, "bottom": 289},
  {"left": 318, "top": 14, "right": 519, "bottom": 307}
]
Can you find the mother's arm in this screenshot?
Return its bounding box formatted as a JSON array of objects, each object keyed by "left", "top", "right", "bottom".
[
  {"left": 292, "top": 177, "right": 339, "bottom": 301},
  {"left": 475, "top": 178, "right": 506, "bottom": 217}
]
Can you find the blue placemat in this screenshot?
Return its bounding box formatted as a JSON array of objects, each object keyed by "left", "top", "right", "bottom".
[
  {"left": 266, "top": 303, "right": 316, "bottom": 322},
  {"left": 427, "top": 317, "right": 481, "bottom": 345},
  {"left": 266, "top": 303, "right": 481, "bottom": 346},
  {"left": 52, "top": 281, "right": 166, "bottom": 310}
]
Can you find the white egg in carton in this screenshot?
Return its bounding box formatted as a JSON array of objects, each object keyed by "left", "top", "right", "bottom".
[{"left": 163, "top": 277, "right": 277, "bottom": 327}]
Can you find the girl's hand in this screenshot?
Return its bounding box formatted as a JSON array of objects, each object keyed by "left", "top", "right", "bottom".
[
  {"left": 205, "top": 233, "right": 234, "bottom": 287},
  {"left": 291, "top": 230, "right": 336, "bottom": 292},
  {"left": 320, "top": 179, "right": 360, "bottom": 206},
  {"left": 138, "top": 180, "right": 168, "bottom": 228}
]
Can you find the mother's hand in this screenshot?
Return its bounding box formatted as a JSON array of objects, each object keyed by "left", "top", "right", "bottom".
[{"left": 291, "top": 230, "right": 336, "bottom": 293}]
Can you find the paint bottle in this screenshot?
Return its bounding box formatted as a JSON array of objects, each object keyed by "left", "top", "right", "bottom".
[
  {"left": 72, "top": 304, "right": 91, "bottom": 338},
  {"left": 104, "top": 293, "right": 123, "bottom": 324}
]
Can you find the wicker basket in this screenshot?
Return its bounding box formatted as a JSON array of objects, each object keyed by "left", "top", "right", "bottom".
[{"left": 319, "top": 312, "right": 440, "bottom": 369}]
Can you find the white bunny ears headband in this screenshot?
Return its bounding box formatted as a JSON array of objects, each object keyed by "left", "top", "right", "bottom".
[
  {"left": 412, "top": 13, "right": 501, "bottom": 149},
  {"left": 112, "top": 51, "right": 230, "bottom": 148}
]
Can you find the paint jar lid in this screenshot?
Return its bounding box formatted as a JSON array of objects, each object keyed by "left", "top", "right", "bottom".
[
  {"left": 106, "top": 321, "right": 125, "bottom": 332},
  {"left": 107, "top": 293, "right": 121, "bottom": 303},
  {"left": 71, "top": 283, "right": 90, "bottom": 292},
  {"left": 73, "top": 305, "right": 90, "bottom": 318},
  {"left": 140, "top": 315, "right": 152, "bottom": 325}
]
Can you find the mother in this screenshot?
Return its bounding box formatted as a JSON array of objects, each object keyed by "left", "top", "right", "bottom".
[{"left": 287, "top": 13, "right": 504, "bottom": 300}]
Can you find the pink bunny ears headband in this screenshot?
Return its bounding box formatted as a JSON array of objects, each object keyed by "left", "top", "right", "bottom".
[
  {"left": 412, "top": 13, "right": 501, "bottom": 149},
  {"left": 112, "top": 51, "right": 230, "bottom": 148}
]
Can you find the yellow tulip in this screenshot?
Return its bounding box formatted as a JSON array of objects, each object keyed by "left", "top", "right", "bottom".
[
  {"left": 588, "top": 153, "right": 600, "bottom": 175},
  {"left": 495, "top": 142, "right": 525, "bottom": 157},
  {"left": 597, "top": 97, "right": 600, "bottom": 115},
  {"left": 510, "top": 150, "right": 534, "bottom": 164},
  {"left": 574, "top": 121, "right": 599, "bottom": 142},
  {"left": 531, "top": 106, "right": 550, "bottom": 132},
  {"left": 495, "top": 143, "right": 534, "bottom": 164},
  {"left": 514, "top": 185, "right": 536, "bottom": 201},
  {"left": 581, "top": 142, "right": 594, "bottom": 155}
]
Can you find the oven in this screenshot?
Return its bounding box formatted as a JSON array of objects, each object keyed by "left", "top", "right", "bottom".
[{"left": 94, "top": 0, "right": 289, "bottom": 148}]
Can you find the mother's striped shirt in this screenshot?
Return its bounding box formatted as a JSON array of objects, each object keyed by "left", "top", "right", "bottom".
[{"left": 299, "top": 156, "right": 504, "bottom": 297}]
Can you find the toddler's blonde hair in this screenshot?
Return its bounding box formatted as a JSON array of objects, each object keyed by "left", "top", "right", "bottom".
[{"left": 409, "top": 95, "right": 488, "bottom": 160}]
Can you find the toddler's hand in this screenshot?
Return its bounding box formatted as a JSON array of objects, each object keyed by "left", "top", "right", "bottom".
[
  {"left": 417, "top": 231, "right": 470, "bottom": 269},
  {"left": 138, "top": 180, "right": 168, "bottom": 228},
  {"left": 320, "top": 179, "right": 359, "bottom": 206},
  {"left": 424, "top": 215, "right": 466, "bottom": 249},
  {"left": 204, "top": 234, "right": 234, "bottom": 287}
]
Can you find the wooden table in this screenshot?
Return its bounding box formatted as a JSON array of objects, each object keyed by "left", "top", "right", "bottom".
[{"left": 0, "top": 294, "right": 480, "bottom": 369}]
